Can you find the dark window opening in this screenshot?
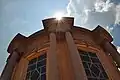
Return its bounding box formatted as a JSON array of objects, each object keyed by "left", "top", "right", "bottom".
[
  {"left": 78, "top": 50, "right": 109, "bottom": 80},
  {"left": 26, "top": 53, "right": 46, "bottom": 80}
]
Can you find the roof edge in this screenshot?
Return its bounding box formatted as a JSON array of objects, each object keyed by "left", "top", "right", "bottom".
[{"left": 7, "top": 33, "right": 27, "bottom": 53}]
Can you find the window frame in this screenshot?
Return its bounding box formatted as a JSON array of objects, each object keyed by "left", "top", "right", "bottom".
[
  {"left": 25, "top": 49, "right": 48, "bottom": 80},
  {"left": 78, "top": 49, "right": 109, "bottom": 80}
]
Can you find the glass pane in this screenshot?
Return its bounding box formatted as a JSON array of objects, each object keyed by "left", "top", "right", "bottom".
[
  {"left": 41, "top": 74, "right": 46, "bottom": 80},
  {"left": 80, "top": 55, "right": 90, "bottom": 62},
  {"left": 91, "top": 57, "right": 100, "bottom": 63},
  {"left": 37, "top": 59, "right": 46, "bottom": 68},
  {"left": 85, "top": 69, "right": 91, "bottom": 76},
  {"left": 29, "top": 58, "right": 37, "bottom": 65},
  {"left": 28, "top": 64, "right": 36, "bottom": 71},
  {"left": 31, "top": 70, "right": 39, "bottom": 80},
  {"left": 79, "top": 50, "right": 109, "bottom": 80},
  {"left": 88, "top": 78, "right": 98, "bottom": 80},
  {"left": 88, "top": 52, "right": 97, "bottom": 57},
  {"left": 90, "top": 64, "right": 100, "bottom": 76},
  {"left": 41, "top": 66, "right": 46, "bottom": 73},
  {"left": 82, "top": 62, "right": 89, "bottom": 69},
  {"left": 38, "top": 53, "right": 46, "bottom": 61},
  {"left": 26, "top": 53, "right": 46, "bottom": 80},
  {"left": 37, "top": 67, "right": 41, "bottom": 73}
]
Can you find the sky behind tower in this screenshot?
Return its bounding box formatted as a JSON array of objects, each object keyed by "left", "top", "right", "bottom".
[{"left": 0, "top": 0, "right": 120, "bottom": 74}]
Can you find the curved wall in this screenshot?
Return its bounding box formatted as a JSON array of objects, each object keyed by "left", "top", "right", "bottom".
[{"left": 1, "top": 17, "right": 120, "bottom": 80}]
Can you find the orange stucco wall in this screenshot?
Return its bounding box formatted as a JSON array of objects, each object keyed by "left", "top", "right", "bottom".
[{"left": 10, "top": 29, "right": 120, "bottom": 80}]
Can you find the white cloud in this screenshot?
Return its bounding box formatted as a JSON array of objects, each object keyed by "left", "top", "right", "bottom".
[
  {"left": 117, "top": 46, "right": 120, "bottom": 53},
  {"left": 67, "top": 0, "right": 120, "bottom": 48},
  {"left": 67, "top": 0, "right": 120, "bottom": 30},
  {"left": 95, "top": 0, "right": 114, "bottom": 12},
  {"left": 115, "top": 4, "right": 120, "bottom": 24}
]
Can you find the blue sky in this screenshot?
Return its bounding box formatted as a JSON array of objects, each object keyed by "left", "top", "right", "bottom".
[
  {"left": 0, "top": 0, "right": 120, "bottom": 74},
  {"left": 0, "top": 0, "right": 69, "bottom": 73}
]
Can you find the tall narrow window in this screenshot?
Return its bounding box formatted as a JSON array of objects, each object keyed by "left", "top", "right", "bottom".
[
  {"left": 78, "top": 50, "right": 109, "bottom": 80},
  {"left": 26, "top": 53, "right": 46, "bottom": 80}
]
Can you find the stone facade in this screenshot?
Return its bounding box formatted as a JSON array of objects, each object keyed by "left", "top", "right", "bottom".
[{"left": 0, "top": 17, "right": 120, "bottom": 80}]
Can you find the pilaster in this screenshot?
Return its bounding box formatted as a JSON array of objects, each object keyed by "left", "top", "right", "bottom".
[
  {"left": 65, "top": 32, "right": 87, "bottom": 80},
  {"left": 0, "top": 51, "right": 20, "bottom": 80},
  {"left": 47, "top": 32, "right": 59, "bottom": 80}
]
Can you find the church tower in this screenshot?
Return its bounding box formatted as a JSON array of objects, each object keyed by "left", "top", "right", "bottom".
[{"left": 1, "top": 17, "right": 120, "bottom": 80}]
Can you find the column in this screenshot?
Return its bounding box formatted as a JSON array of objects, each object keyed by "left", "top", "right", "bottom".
[
  {"left": 0, "top": 51, "right": 20, "bottom": 80},
  {"left": 47, "top": 33, "right": 59, "bottom": 80},
  {"left": 65, "top": 32, "right": 87, "bottom": 80}
]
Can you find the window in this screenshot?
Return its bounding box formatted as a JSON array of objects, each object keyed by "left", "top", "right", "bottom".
[
  {"left": 78, "top": 50, "right": 109, "bottom": 80},
  {"left": 26, "top": 53, "right": 46, "bottom": 80}
]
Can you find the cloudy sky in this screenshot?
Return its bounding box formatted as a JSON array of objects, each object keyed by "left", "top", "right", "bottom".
[{"left": 0, "top": 0, "right": 120, "bottom": 74}]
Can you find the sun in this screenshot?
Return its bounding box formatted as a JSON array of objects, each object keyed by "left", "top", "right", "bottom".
[{"left": 54, "top": 12, "right": 64, "bottom": 20}]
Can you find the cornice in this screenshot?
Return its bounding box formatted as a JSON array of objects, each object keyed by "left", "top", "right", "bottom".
[
  {"left": 7, "top": 33, "right": 27, "bottom": 54},
  {"left": 7, "top": 17, "right": 113, "bottom": 57}
]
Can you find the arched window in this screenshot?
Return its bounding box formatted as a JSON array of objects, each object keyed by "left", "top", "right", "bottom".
[
  {"left": 26, "top": 53, "right": 46, "bottom": 80},
  {"left": 78, "top": 50, "right": 109, "bottom": 80}
]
